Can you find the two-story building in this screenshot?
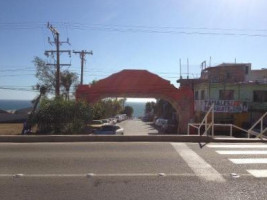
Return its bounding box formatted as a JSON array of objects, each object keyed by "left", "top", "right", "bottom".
[{"left": 178, "top": 63, "right": 267, "bottom": 128}]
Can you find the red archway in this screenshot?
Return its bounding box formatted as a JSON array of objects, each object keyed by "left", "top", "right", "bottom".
[{"left": 76, "top": 70, "right": 194, "bottom": 134}]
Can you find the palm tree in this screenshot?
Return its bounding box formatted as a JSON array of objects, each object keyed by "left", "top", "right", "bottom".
[
  {"left": 61, "top": 70, "right": 78, "bottom": 100},
  {"left": 22, "top": 85, "right": 47, "bottom": 134}
]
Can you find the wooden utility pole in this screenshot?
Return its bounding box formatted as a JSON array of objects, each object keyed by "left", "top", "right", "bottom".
[
  {"left": 73, "top": 50, "right": 93, "bottom": 84},
  {"left": 45, "top": 22, "right": 71, "bottom": 97}
]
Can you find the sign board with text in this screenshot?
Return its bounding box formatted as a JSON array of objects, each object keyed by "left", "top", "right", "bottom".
[{"left": 195, "top": 100, "right": 248, "bottom": 113}]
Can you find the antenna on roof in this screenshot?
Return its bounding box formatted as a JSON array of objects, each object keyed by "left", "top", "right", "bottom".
[
  {"left": 179, "top": 59, "right": 182, "bottom": 79},
  {"left": 187, "top": 58, "right": 189, "bottom": 79},
  {"left": 209, "top": 56, "right": 212, "bottom": 67},
  {"left": 201, "top": 61, "right": 206, "bottom": 71}
]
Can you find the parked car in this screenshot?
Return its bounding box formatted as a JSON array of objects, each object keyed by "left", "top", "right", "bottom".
[
  {"left": 88, "top": 120, "right": 103, "bottom": 132},
  {"left": 155, "top": 118, "right": 167, "bottom": 128},
  {"left": 142, "top": 115, "right": 153, "bottom": 122},
  {"left": 115, "top": 114, "right": 127, "bottom": 122},
  {"left": 101, "top": 119, "right": 111, "bottom": 125},
  {"left": 109, "top": 118, "right": 117, "bottom": 124},
  {"left": 161, "top": 119, "right": 178, "bottom": 134},
  {"left": 94, "top": 125, "right": 124, "bottom": 135}
]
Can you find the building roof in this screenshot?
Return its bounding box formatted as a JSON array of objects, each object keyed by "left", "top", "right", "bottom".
[{"left": 203, "top": 63, "right": 251, "bottom": 71}]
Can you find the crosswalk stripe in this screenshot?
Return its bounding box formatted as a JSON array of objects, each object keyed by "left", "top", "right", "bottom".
[
  {"left": 216, "top": 150, "right": 267, "bottom": 155},
  {"left": 229, "top": 158, "right": 267, "bottom": 164},
  {"left": 208, "top": 143, "right": 267, "bottom": 178},
  {"left": 171, "top": 143, "right": 225, "bottom": 183},
  {"left": 207, "top": 144, "right": 267, "bottom": 148},
  {"left": 247, "top": 170, "right": 267, "bottom": 178}
]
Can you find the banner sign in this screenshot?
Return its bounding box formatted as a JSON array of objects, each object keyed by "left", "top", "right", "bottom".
[{"left": 195, "top": 100, "right": 248, "bottom": 113}]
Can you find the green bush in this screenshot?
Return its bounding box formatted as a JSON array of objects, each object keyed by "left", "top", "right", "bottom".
[{"left": 33, "top": 98, "right": 92, "bottom": 134}]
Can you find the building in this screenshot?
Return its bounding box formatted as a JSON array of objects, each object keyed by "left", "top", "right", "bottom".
[{"left": 178, "top": 63, "right": 267, "bottom": 128}]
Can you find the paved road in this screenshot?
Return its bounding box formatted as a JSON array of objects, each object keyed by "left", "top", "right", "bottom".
[
  {"left": 0, "top": 142, "right": 267, "bottom": 199},
  {"left": 119, "top": 118, "right": 158, "bottom": 135}
]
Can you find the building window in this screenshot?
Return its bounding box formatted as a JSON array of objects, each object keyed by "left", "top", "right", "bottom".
[
  {"left": 201, "top": 90, "right": 205, "bottom": 100},
  {"left": 195, "top": 91, "right": 199, "bottom": 100},
  {"left": 253, "top": 91, "right": 267, "bottom": 102},
  {"left": 245, "top": 66, "right": 249, "bottom": 74},
  {"left": 219, "top": 90, "right": 234, "bottom": 100}
]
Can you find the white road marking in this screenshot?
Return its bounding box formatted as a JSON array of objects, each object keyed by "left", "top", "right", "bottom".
[
  {"left": 247, "top": 170, "right": 267, "bottom": 178},
  {"left": 0, "top": 173, "right": 218, "bottom": 177},
  {"left": 207, "top": 144, "right": 267, "bottom": 149},
  {"left": 216, "top": 150, "right": 267, "bottom": 155},
  {"left": 171, "top": 143, "right": 225, "bottom": 183},
  {"left": 229, "top": 158, "right": 267, "bottom": 164},
  {"left": 0, "top": 173, "right": 262, "bottom": 178}
]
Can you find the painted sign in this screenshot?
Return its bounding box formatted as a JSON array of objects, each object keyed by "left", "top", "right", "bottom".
[{"left": 195, "top": 100, "right": 248, "bottom": 113}]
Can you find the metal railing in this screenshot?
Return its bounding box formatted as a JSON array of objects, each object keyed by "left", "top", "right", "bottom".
[
  {"left": 188, "top": 123, "right": 249, "bottom": 137},
  {"left": 188, "top": 107, "right": 267, "bottom": 139},
  {"left": 248, "top": 112, "right": 267, "bottom": 139},
  {"left": 187, "top": 104, "right": 214, "bottom": 136}
]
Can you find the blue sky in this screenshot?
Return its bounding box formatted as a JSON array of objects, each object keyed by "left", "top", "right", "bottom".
[{"left": 1, "top": 0, "right": 267, "bottom": 100}]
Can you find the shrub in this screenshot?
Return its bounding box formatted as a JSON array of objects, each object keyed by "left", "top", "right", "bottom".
[{"left": 32, "top": 98, "right": 92, "bottom": 134}]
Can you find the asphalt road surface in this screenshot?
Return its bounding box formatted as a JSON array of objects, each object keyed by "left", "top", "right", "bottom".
[
  {"left": 119, "top": 118, "right": 158, "bottom": 135},
  {"left": 0, "top": 142, "right": 267, "bottom": 200}
]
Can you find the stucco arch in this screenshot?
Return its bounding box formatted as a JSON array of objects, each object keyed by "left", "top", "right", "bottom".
[{"left": 76, "top": 70, "right": 194, "bottom": 134}]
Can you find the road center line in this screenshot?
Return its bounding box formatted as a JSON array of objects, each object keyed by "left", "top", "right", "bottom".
[
  {"left": 171, "top": 143, "right": 225, "bottom": 183},
  {"left": 0, "top": 173, "right": 253, "bottom": 178},
  {"left": 0, "top": 173, "right": 193, "bottom": 178}
]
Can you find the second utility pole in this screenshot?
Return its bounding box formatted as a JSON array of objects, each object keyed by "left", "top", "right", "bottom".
[{"left": 73, "top": 50, "right": 93, "bottom": 84}]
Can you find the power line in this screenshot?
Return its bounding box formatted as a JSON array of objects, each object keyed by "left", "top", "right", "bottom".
[
  {"left": 2, "top": 21, "right": 267, "bottom": 32},
  {"left": 0, "top": 87, "right": 38, "bottom": 92},
  {"left": 0, "top": 74, "right": 35, "bottom": 77},
  {"left": 2, "top": 22, "right": 267, "bottom": 37}
]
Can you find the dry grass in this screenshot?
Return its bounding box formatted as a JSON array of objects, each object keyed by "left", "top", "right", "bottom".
[
  {"left": 0, "top": 123, "right": 37, "bottom": 135},
  {"left": 0, "top": 123, "right": 23, "bottom": 135}
]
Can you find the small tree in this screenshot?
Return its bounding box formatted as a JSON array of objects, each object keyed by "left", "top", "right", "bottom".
[
  {"left": 61, "top": 70, "right": 78, "bottom": 100},
  {"left": 33, "top": 56, "right": 78, "bottom": 98},
  {"left": 91, "top": 98, "right": 125, "bottom": 120},
  {"left": 145, "top": 102, "right": 152, "bottom": 114},
  {"left": 33, "top": 56, "right": 56, "bottom": 94},
  {"left": 122, "top": 106, "right": 134, "bottom": 117}
]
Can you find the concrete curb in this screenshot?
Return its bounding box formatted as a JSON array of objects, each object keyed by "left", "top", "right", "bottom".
[
  {"left": 0, "top": 135, "right": 265, "bottom": 143},
  {"left": 0, "top": 135, "right": 211, "bottom": 143}
]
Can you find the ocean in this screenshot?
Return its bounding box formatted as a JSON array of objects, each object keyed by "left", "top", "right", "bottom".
[
  {"left": 0, "top": 99, "right": 146, "bottom": 117},
  {"left": 0, "top": 100, "right": 32, "bottom": 111},
  {"left": 124, "top": 101, "right": 146, "bottom": 118}
]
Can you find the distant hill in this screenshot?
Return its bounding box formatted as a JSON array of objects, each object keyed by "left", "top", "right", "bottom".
[
  {"left": 15, "top": 107, "right": 33, "bottom": 114},
  {"left": 0, "top": 109, "right": 8, "bottom": 114}
]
